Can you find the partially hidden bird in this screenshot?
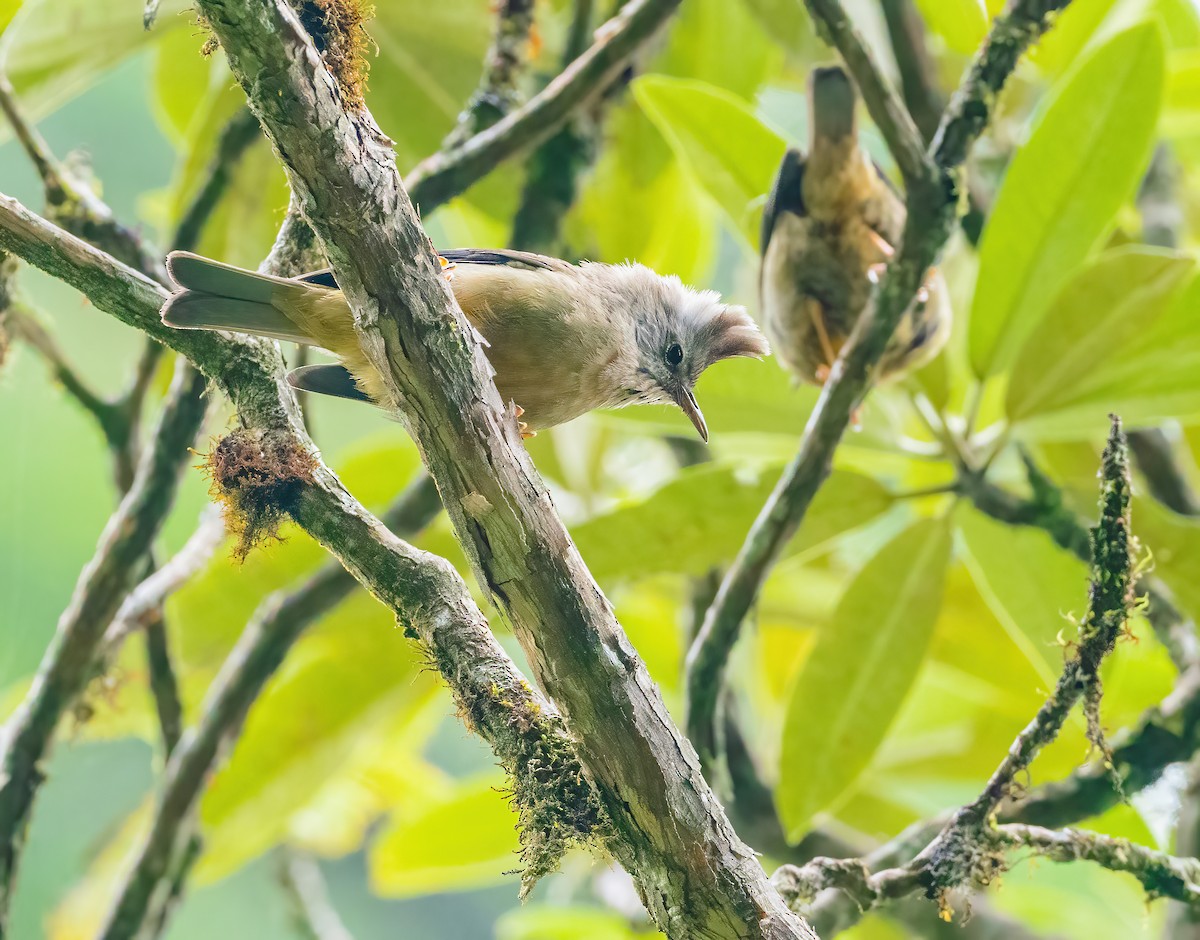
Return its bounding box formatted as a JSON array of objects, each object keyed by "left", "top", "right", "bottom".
[
  {"left": 760, "top": 64, "right": 950, "bottom": 387},
  {"left": 161, "top": 248, "right": 769, "bottom": 442}
]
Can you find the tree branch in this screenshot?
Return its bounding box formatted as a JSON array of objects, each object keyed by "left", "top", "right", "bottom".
[
  {"left": 278, "top": 850, "right": 354, "bottom": 940},
  {"left": 0, "top": 356, "right": 210, "bottom": 925},
  {"left": 803, "top": 0, "right": 932, "bottom": 187},
  {"left": 959, "top": 459, "right": 1200, "bottom": 670},
  {"left": 686, "top": 0, "right": 1075, "bottom": 777},
  {"left": 193, "top": 0, "right": 811, "bottom": 936},
  {"left": 405, "top": 0, "right": 680, "bottom": 212},
  {"left": 99, "top": 470, "right": 606, "bottom": 938}
]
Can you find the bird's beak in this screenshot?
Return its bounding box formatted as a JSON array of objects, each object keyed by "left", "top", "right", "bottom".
[{"left": 672, "top": 386, "right": 709, "bottom": 443}]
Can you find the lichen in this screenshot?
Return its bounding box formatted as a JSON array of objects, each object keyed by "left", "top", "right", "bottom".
[
  {"left": 201, "top": 428, "right": 316, "bottom": 560},
  {"left": 291, "top": 0, "right": 375, "bottom": 110}
]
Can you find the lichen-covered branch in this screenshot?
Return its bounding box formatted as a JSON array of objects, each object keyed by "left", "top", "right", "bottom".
[
  {"left": 991, "top": 824, "right": 1200, "bottom": 909},
  {"left": 405, "top": 0, "right": 681, "bottom": 212},
  {"left": 775, "top": 419, "right": 1137, "bottom": 932},
  {"left": 960, "top": 459, "right": 1199, "bottom": 670},
  {"left": 686, "top": 0, "right": 1075, "bottom": 778},
  {"left": 193, "top": 0, "right": 811, "bottom": 936},
  {"left": 0, "top": 356, "right": 210, "bottom": 926}
]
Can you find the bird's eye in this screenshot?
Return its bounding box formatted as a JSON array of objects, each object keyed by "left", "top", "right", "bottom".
[{"left": 665, "top": 343, "right": 684, "bottom": 367}]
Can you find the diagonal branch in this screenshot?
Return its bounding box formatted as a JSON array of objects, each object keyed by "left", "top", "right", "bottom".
[
  {"left": 685, "top": 0, "right": 1075, "bottom": 777},
  {"left": 0, "top": 355, "right": 210, "bottom": 923},
  {"left": 194, "top": 0, "right": 811, "bottom": 936},
  {"left": 441, "top": 0, "right": 537, "bottom": 149},
  {"left": 405, "top": 0, "right": 681, "bottom": 212}
]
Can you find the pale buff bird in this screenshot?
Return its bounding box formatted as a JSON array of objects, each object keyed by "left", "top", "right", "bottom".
[
  {"left": 161, "top": 248, "right": 768, "bottom": 441},
  {"left": 760, "top": 65, "right": 950, "bottom": 386}
]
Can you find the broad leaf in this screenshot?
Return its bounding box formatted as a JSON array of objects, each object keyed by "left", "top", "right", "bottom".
[
  {"left": 970, "top": 23, "right": 1165, "bottom": 379},
  {"left": 0, "top": 0, "right": 189, "bottom": 127},
  {"left": 1006, "top": 248, "right": 1194, "bottom": 425},
  {"left": 633, "top": 75, "right": 788, "bottom": 245},
  {"left": 957, "top": 507, "right": 1086, "bottom": 685},
  {"left": 913, "top": 0, "right": 988, "bottom": 54},
  {"left": 194, "top": 590, "right": 441, "bottom": 881},
  {"left": 656, "top": 0, "right": 782, "bottom": 100},
  {"left": 573, "top": 467, "right": 892, "bottom": 584},
  {"left": 369, "top": 774, "right": 521, "bottom": 897},
  {"left": 777, "top": 517, "right": 951, "bottom": 840},
  {"left": 496, "top": 907, "right": 652, "bottom": 940}
]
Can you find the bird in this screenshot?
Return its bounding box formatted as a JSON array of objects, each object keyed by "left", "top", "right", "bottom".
[
  {"left": 160, "top": 248, "right": 768, "bottom": 442},
  {"left": 759, "top": 64, "right": 950, "bottom": 388}
]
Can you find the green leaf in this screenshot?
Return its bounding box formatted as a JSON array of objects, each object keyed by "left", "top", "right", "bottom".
[
  {"left": 573, "top": 467, "right": 892, "bottom": 584},
  {"left": 632, "top": 75, "right": 788, "bottom": 245},
  {"left": 368, "top": 1, "right": 493, "bottom": 171},
  {"left": 598, "top": 354, "right": 817, "bottom": 439},
  {"left": 369, "top": 774, "right": 521, "bottom": 897},
  {"left": 194, "top": 591, "right": 440, "bottom": 881},
  {"left": 738, "top": 0, "right": 813, "bottom": 54},
  {"left": 912, "top": 0, "right": 988, "bottom": 54},
  {"left": 571, "top": 105, "right": 719, "bottom": 284},
  {"left": 1164, "top": 49, "right": 1200, "bottom": 142},
  {"left": 496, "top": 907, "right": 656, "bottom": 940},
  {"left": 1019, "top": 269, "right": 1200, "bottom": 434},
  {"left": 957, "top": 507, "right": 1087, "bottom": 686},
  {"left": 777, "top": 518, "right": 951, "bottom": 840},
  {"left": 1006, "top": 247, "right": 1195, "bottom": 424},
  {"left": 0, "top": 0, "right": 189, "bottom": 124},
  {"left": 655, "top": 0, "right": 781, "bottom": 99},
  {"left": 969, "top": 23, "right": 1165, "bottom": 380}
]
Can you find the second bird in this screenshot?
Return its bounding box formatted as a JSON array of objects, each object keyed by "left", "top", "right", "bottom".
[
  {"left": 161, "top": 248, "right": 768, "bottom": 442},
  {"left": 760, "top": 65, "right": 951, "bottom": 387}
]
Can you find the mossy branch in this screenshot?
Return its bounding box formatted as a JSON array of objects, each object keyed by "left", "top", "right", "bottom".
[{"left": 773, "top": 419, "right": 1139, "bottom": 931}]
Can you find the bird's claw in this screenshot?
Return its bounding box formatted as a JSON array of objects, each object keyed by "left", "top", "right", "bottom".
[{"left": 867, "top": 262, "right": 887, "bottom": 285}]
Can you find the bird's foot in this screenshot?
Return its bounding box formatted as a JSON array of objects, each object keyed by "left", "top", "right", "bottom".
[
  {"left": 439, "top": 255, "right": 456, "bottom": 281},
  {"left": 868, "top": 229, "right": 896, "bottom": 258},
  {"left": 867, "top": 262, "right": 888, "bottom": 285},
  {"left": 513, "top": 404, "right": 536, "bottom": 439},
  {"left": 815, "top": 364, "right": 832, "bottom": 383}
]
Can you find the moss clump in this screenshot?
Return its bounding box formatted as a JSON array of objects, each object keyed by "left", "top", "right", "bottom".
[
  {"left": 202, "top": 428, "right": 316, "bottom": 560},
  {"left": 291, "top": 0, "right": 375, "bottom": 110},
  {"left": 503, "top": 696, "right": 608, "bottom": 897}
]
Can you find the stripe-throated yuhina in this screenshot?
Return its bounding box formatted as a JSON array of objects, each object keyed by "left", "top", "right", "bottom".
[
  {"left": 760, "top": 65, "right": 950, "bottom": 387},
  {"left": 161, "top": 248, "right": 769, "bottom": 442}
]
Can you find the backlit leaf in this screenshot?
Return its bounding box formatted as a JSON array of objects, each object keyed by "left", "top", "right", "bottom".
[
  {"left": 970, "top": 23, "right": 1165, "bottom": 379},
  {"left": 777, "top": 518, "right": 951, "bottom": 840},
  {"left": 1006, "top": 248, "right": 1194, "bottom": 426},
  {"left": 633, "top": 75, "right": 788, "bottom": 245}
]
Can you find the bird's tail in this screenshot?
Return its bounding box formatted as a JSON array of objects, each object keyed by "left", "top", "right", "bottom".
[
  {"left": 808, "top": 65, "right": 858, "bottom": 147},
  {"left": 162, "top": 251, "right": 316, "bottom": 345}
]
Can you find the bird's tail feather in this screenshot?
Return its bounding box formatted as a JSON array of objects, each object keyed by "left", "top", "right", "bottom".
[
  {"left": 809, "top": 65, "right": 857, "bottom": 145},
  {"left": 162, "top": 250, "right": 315, "bottom": 344}
]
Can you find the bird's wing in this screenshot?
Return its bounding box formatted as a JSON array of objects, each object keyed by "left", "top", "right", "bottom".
[
  {"left": 292, "top": 249, "right": 574, "bottom": 290},
  {"left": 761, "top": 147, "right": 807, "bottom": 256},
  {"left": 438, "top": 248, "right": 573, "bottom": 272}
]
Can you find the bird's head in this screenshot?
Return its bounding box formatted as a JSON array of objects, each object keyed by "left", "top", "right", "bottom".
[{"left": 588, "top": 263, "right": 769, "bottom": 442}]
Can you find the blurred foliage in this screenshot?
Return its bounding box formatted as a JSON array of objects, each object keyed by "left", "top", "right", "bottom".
[{"left": 0, "top": 0, "right": 1199, "bottom": 937}]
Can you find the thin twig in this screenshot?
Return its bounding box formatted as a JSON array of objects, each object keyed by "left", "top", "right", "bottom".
[
  {"left": 278, "top": 850, "right": 354, "bottom": 940},
  {"left": 686, "top": 0, "right": 1075, "bottom": 776},
  {"left": 405, "top": 0, "right": 682, "bottom": 213},
  {"left": 0, "top": 356, "right": 209, "bottom": 922},
  {"left": 103, "top": 505, "right": 227, "bottom": 651},
  {"left": 991, "top": 824, "right": 1200, "bottom": 909}
]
